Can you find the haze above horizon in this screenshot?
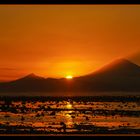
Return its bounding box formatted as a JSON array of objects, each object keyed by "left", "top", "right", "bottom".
[{"left": 0, "top": 5, "right": 140, "bottom": 81}]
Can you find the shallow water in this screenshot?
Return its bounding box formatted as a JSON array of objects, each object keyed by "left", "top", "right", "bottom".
[{"left": 0, "top": 95, "right": 140, "bottom": 134}]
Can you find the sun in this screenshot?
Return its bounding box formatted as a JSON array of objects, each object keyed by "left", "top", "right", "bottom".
[{"left": 66, "top": 75, "right": 73, "bottom": 79}]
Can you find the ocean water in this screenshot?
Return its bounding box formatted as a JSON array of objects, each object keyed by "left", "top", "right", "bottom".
[{"left": 0, "top": 94, "right": 140, "bottom": 135}]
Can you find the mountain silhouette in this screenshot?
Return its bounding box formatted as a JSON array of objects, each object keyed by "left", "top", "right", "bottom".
[
  {"left": 72, "top": 58, "right": 140, "bottom": 92},
  {"left": 92, "top": 58, "right": 140, "bottom": 76},
  {"left": 13, "top": 73, "right": 46, "bottom": 82},
  {"left": 1, "top": 58, "right": 140, "bottom": 93},
  {"left": 79, "top": 58, "right": 140, "bottom": 77}
]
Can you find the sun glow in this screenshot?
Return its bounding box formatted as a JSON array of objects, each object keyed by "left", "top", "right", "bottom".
[
  {"left": 66, "top": 75, "right": 73, "bottom": 79},
  {"left": 66, "top": 102, "right": 72, "bottom": 109}
]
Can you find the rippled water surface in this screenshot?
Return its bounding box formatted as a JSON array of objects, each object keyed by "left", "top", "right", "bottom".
[{"left": 0, "top": 95, "right": 140, "bottom": 134}]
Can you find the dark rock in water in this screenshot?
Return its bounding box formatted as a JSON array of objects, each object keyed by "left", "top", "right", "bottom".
[
  {"left": 60, "top": 122, "right": 66, "bottom": 132},
  {"left": 4, "top": 115, "right": 10, "bottom": 118},
  {"left": 41, "top": 112, "right": 45, "bottom": 116},
  {"left": 35, "top": 113, "right": 40, "bottom": 117},
  {"left": 85, "top": 116, "right": 89, "bottom": 121},
  {"left": 21, "top": 116, "right": 25, "bottom": 121},
  {"left": 50, "top": 111, "right": 56, "bottom": 116}
]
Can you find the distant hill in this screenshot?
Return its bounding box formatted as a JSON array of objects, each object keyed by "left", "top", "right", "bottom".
[
  {"left": 72, "top": 58, "right": 140, "bottom": 92},
  {"left": 1, "top": 58, "right": 140, "bottom": 93}
]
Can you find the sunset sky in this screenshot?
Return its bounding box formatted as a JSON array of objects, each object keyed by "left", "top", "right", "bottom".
[{"left": 0, "top": 5, "right": 140, "bottom": 81}]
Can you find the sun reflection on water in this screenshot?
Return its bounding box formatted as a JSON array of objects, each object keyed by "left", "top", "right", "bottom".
[
  {"left": 66, "top": 104, "right": 72, "bottom": 109},
  {"left": 64, "top": 102, "right": 74, "bottom": 127}
]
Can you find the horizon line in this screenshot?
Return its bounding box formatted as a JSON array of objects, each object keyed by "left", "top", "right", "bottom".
[{"left": 0, "top": 58, "right": 138, "bottom": 83}]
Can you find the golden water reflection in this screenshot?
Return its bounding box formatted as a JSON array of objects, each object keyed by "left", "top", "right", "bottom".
[{"left": 0, "top": 97, "right": 140, "bottom": 134}]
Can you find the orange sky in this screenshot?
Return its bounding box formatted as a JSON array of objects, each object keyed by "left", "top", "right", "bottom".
[{"left": 0, "top": 5, "right": 140, "bottom": 81}]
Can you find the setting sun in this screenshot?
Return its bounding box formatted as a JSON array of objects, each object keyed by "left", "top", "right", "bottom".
[{"left": 66, "top": 75, "right": 73, "bottom": 79}]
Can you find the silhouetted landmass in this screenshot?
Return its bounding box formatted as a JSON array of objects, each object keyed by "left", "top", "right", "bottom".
[{"left": 1, "top": 58, "right": 140, "bottom": 93}]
